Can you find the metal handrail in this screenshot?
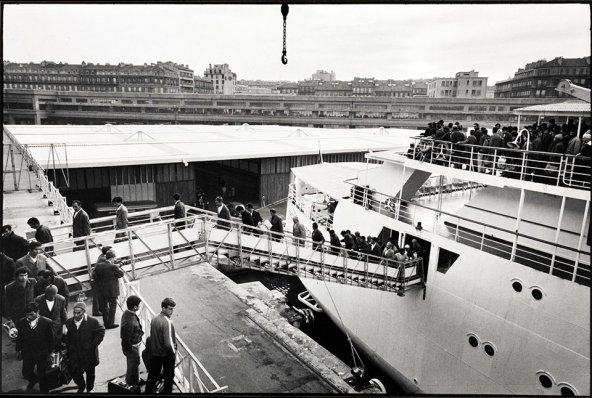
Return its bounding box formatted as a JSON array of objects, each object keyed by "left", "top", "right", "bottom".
[
  {"left": 339, "top": 180, "right": 589, "bottom": 284},
  {"left": 117, "top": 277, "right": 228, "bottom": 393},
  {"left": 3, "top": 127, "right": 73, "bottom": 224},
  {"left": 405, "top": 136, "right": 591, "bottom": 190}
]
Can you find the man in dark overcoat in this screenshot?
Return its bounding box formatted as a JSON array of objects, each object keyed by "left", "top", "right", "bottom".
[
  {"left": 269, "top": 208, "right": 284, "bottom": 242},
  {"left": 92, "top": 248, "right": 124, "bottom": 329},
  {"left": 5, "top": 267, "right": 37, "bottom": 324},
  {"left": 15, "top": 301, "right": 55, "bottom": 392},
  {"left": 64, "top": 302, "right": 105, "bottom": 393},
  {"left": 173, "top": 193, "right": 186, "bottom": 229},
  {"left": 72, "top": 200, "right": 91, "bottom": 250},
  {"left": 215, "top": 196, "right": 231, "bottom": 230},
  {"left": 35, "top": 284, "right": 68, "bottom": 351}
]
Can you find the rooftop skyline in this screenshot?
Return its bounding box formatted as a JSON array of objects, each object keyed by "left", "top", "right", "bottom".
[{"left": 3, "top": 4, "right": 590, "bottom": 84}]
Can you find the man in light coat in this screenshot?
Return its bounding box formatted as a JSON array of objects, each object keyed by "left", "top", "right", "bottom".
[
  {"left": 15, "top": 241, "right": 52, "bottom": 279},
  {"left": 292, "top": 216, "right": 307, "bottom": 246},
  {"left": 112, "top": 196, "right": 128, "bottom": 242}
]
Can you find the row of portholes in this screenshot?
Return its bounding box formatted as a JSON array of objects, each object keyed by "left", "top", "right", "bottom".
[
  {"left": 537, "top": 371, "right": 577, "bottom": 396},
  {"left": 511, "top": 278, "right": 545, "bottom": 300},
  {"left": 466, "top": 334, "right": 496, "bottom": 356}
]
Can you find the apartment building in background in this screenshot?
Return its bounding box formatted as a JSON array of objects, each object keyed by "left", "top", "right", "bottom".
[
  {"left": 494, "top": 56, "right": 591, "bottom": 98},
  {"left": 427, "top": 70, "right": 488, "bottom": 99},
  {"left": 311, "top": 70, "right": 336, "bottom": 81},
  {"left": 203, "top": 63, "right": 237, "bottom": 95},
  {"left": 3, "top": 60, "right": 194, "bottom": 94}
]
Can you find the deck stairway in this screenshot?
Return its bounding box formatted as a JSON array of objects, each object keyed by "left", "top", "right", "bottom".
[{"left": 43, "top": 206, "right": 424, "bottom": 297}]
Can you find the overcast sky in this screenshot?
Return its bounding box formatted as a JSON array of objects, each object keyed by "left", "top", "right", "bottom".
[{"left": 3, "top": 3, "right": 590, "bottom": 84}]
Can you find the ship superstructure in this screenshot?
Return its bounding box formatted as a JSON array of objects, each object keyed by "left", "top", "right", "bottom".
[{"left": 286, "top": 132, "right": 590, "bottom": 394}]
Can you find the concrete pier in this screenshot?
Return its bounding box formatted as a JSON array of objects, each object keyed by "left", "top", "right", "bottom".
[{"left": 1, "top": 260, "right": 355, "bottom": 394}]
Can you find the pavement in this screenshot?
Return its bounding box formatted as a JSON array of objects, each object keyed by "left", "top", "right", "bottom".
[{"left": 1, "top": 261, "right": 355, "bottom": 394}]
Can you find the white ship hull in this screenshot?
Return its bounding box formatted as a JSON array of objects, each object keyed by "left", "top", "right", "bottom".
[{"left": 288, "top": 198, "right": 590, "bottom": 395}]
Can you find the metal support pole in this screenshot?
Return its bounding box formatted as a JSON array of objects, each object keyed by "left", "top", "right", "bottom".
[
  {"left": 517, "top": 114, "right": 521, "bottom": 131},
  {"left": 572, "top": 199, "right": 590, "bottom": 281},
  {"left": 396, "top": 162, "right": 406, "bottom": 220},
  {"left": 237, "top": 224, "right": 243, "bottom": 267},
  {"left": 510, "top": 189, "right": 526, "bottom": 261},
  {"left": 167, "top": 223, "right": 176, "bottom": 269},
  {"left": 203, "top": 218, "right": 209, "bottom": 262},
  {"left": 128, "top": 230, "right": 136, "bottom": 279},
  {"left": 549, "top": 195, "right": 566, "bottom": 274}
]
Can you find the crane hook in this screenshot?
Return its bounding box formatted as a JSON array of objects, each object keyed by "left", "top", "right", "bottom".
[{"left": 281, "top": 3, "right": 289, "bottom": 65}]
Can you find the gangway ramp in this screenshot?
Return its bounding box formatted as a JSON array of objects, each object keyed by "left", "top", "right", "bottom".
[{"left": 44, "top": 205, "right": 424, "bottom": 296}]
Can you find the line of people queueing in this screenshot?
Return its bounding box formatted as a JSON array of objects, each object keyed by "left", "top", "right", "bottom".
[{"left": 414, "top": 120, "right": 591, "bottom": 183}]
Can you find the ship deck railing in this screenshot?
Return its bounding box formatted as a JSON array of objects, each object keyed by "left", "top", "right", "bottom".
[
  {"left": 404, "top": 136, "right": 591, "bottom": 191},
  {"left": 116, "top": 276, "right": 228, "bottom": 393},
  {"left": 3, "top": 127, "right": 73, "bottom": 224},
  {"left": 330, "top": 180, "right": 590, "bottom": 287}
]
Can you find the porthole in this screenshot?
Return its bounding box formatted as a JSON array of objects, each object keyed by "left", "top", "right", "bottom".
[
  {"left": 512, "top": 281, "right": 523, "bottom": 292},
  {"left": 539, "top": 374, "right": 553, "bottom": 389},
  {"left": 483, "top": 344, "right": 495, "bottom": 356},
  {"left": 531, "top": 288, "right": 543, "bottom": 300},
  {"left": 560, "top": 386, "right": 575, "bottom": 396},
  {"left": 468, "top": 336, "right": 479, "bottom": 347}
]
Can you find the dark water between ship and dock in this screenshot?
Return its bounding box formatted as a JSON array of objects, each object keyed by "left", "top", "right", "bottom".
[{"left": 227, "top": 268, "right": 407, "bottom": 395}]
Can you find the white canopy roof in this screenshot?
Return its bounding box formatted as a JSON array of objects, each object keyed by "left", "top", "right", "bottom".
[
  {"left": 291, "top": 162, "right": 380, "bottom": 199},
  {"left": 513, "top": 100, "right": 591, "bottom": 117},
  {"left": 4, "top": 124, "right": 416, "bottom": 168}
]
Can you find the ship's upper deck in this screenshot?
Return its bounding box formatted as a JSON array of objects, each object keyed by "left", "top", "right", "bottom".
[{"left": 367, "top": 136, "right": 590, "bottom": 201}]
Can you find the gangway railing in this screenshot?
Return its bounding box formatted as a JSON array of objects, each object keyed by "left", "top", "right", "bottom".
[
  {"left": 406, "top": 136, "right": 591, "bottom": 190},
  {"left": 335, "top": 180, "right": 590, "bottom": 287},
  {"left": 200, "top": 213, "right": 424, "bottom": 294},
  {"left": 117, "top": 276, "right": 228, "bottom": 393},
  {"left": 41, "top": 205, "right": 423, "bottom": 296},
  {"left": 3, "top": 127, "right": 73, "bottom": 224}
]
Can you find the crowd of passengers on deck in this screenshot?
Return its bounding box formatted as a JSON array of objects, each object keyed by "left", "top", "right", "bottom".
[{"left": 411, "top": 119, "right": 591, "bottom": 184}]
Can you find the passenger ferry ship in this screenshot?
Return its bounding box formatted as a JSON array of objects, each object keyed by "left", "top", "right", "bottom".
[{"left": 285, "top": 109, "right": 590, "bottom": 393}]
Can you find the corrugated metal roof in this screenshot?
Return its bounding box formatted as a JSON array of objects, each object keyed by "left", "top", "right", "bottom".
[
  {"left": 513, "top": 100, "right": 591, "bottom": 116},
  {"left": 5, "top": 124, "right": 417, "bottom": 169}
]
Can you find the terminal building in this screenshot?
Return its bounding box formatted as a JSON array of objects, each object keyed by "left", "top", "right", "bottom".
[
  {"left": 3, "top": 123, "right": 416, "bottom": 218},
  {"left": 3, "top": 88, "right": 556, "bottom": 129}
]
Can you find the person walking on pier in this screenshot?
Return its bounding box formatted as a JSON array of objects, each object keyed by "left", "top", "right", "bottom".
[
  {"left": 120, "top": 295, "right": 144, "bottom": 388},
  {"left": 292, "top": 216, "right": 307, "bottom": 246},
  {"left": 5, "top": 267, "right": 37, "bottom": 329},
  {"left": 173, "top": 193, "right": 186, "bottom": 230},
  {"left": 92, "top": 248, "right": 124, "bottom": 329},
  {"left": 27, "top": 218, "right": 54, "bottom": 256},
  {"left": 112, "top": 197, "right": 129, "bottom": 242},
  {"left": 146, "top": 297, "right": 177, "bottom": 395},
  {"left": 1, "top": 225, "right": 30, "bottom": 262},
  {"left": 64, "top": 302, "right": 106, "bottom": 393},
  {"left": 16, "top": 241, "right": 52, "bottom": 279},
  {"left": 34, "top": 284, "right": 67, "bottom": 352},
  {"left": 15, "top": 301, "right": 54, "bottom": 393},
  {"left": 72, "top": 200, "right": 91, "bottom": 251},
  {"left": 215, "top": 196, "right": 231, "bottom": 230},
  {"left": 269, "top": 208, "right": 284, "bottom": 242}
]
